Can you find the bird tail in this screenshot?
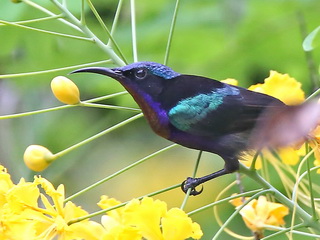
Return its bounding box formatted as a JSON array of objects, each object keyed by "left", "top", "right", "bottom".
[{"left": 249, "top": 100, "right": 320, "bottom": 149}]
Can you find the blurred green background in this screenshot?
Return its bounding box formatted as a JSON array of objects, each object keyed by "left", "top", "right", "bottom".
[{"left": 1, "top": 0, "right": 320, "bottom": 239}]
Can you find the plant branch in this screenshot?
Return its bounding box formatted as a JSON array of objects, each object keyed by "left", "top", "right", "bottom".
[
  {"left": 50, "top": 0, "right": 126, "bottom": 66},
  {"left": 22, "top": 0, "right": 81, "bottom": 32}
]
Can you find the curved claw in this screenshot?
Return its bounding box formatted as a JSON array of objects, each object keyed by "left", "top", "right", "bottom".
[
  {"left": 181, "top": 177, "right": 204, "bottom": 196},
  {"left": 189, "top": 185, "right": 203, "bottom": 196}
]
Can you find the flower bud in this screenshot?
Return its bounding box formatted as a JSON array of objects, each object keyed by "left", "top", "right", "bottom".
[
  {"left": 51, "top": 76, "right": 80, "bottom": 105},
  {"left": 11, "top": 0, "right": 22, "bottom": 3},
  {"left": 24, "top": 145, "right": 55, "bottom": 172}
]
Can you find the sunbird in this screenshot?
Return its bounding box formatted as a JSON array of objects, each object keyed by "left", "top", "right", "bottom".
[{"left": 72, "top": 62, "right": 320, "bottom": 195}]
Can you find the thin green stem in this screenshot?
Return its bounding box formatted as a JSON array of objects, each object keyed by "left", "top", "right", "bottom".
[
  {"left": 305, "top": 144, "right": 318, "bottom": 221},
  {"left": 109, "top": 0, "right": 124, "bottom": 37},
  {"left": 290, "top": 147, "right": 316, "bottom": 237},
  {"left": 0, "top": 105, "right": 68, "bottom": 120},
  {"left": 50, "top": 0, "right": 126, "bottom": 66},
  {"left": 180, "top": 150, "right": 203, "bottom": 210},
  {"left": 67, "top": 182, "right": 181, "bottom": 225},
  {"left": 79, "top": 102, "right": 141, "bottom": 112},
  {"left": 22, "top": 0, "right": 81, "bottom": 32},
  {"left": 0, "top": 15, "right": 62, "bottom": 26},
  {"left": 0, "top": 20, "right": 93, "bottom": 42},
  {"left": 86, "top": 0, "right": 128, "bottom": 64},
  {"left": 62, "top": 0, "right": 67, "bottom": 7},
  {"left": 0, "top": 59, "right": 111, "bottom": 79},
  {"left": 54, "top": 113, "right": 143, "bottom": 159},
  {"left": 130, "top": 0, "right": 138, "bottom": 62},
  {"left": 80, "top": 0, "right": 86, "bottom": 25},
  {"left": 65, "top": 144, "right": 178, "bottom": 202},
  {"left": 263, "top": 223, "right": 320, "bottom": 239},
  {"left": 0, "top": 91, "right": 128, "bottom": 120},
  {"left": 306, "top": 87, "right": 320, "bottom": 101},
  {"left": 249, "top": 150, "right": 260, "bottom": 171},
  {"left": 164, "top": 0, "right": 180, "bottom": 65},
  {"left": 297, "top": 11, "right": 320, "bottom": 90},
  {"left": 188, "top": 188, "right": 263, "bottom": 216},
  {"left": 21, "top": 61, "right": 114, "bottom": 79}
]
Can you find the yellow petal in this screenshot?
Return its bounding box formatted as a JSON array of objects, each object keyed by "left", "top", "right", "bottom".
[
  {"left": 240, "top": 202, "right": 260, "bottom": 231},
  {"left": 249, "top": 71, "right": 305, "bottom": 105},
  {"left": 0, "top": 166, "right": 14, "bottom": 206},
  {"left": 221, "top": 78, "right": 238, "bottom": 86},
  {"left": 162, "top": 208, "right": 203, "bottom": 240},
  {"left": 239, "top": 196, "right": 289, "bottom": 232},
  {"left": 229, "top": 194, "right": 250, "bottom": 207},
  {"left": 23, "top": 145, "right": 55, "bottom": 171},
  {"left": 98, "top": 195, "right": 123, "bottom": 221},
  {"left": 123, "top": 197, "right": 167, "bottom": 240},
  {"left": 278, "top": 147, "right": 300, "bottom": 165},
  {"left": 68, "top": 221, "right": 105, "bottom": 240},
  {"left": 51, "top": 76, "right": 80, "bottom": 105},
  {"left": 6, "top": 178, "right": 40, "bottom": 213}
]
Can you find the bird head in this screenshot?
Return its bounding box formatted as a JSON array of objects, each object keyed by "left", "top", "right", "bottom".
[{"left": 71, "top": 61, "right": 180, "bottom": 100}]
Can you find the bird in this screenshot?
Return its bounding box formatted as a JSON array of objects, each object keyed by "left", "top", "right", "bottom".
[{"left": 71, "top": 61, "right": 320, "bottom": 195}]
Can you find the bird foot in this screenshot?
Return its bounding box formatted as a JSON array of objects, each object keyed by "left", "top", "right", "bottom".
[{"left": 181, "top": 177, "right": 204, "bottom": 196}]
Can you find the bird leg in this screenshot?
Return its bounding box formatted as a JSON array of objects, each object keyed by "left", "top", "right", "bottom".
[{"left": 181, "top": 158, "right": 239, "bottom": 196}]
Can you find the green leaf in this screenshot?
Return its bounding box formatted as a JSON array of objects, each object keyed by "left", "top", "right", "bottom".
[{"left": 303, "top": 25, "right": 320, "bottom": 51}]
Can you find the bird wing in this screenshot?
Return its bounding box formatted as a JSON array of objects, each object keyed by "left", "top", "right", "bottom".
[{"left": 165, "top": 75, "right": 284, "bottom": 137}]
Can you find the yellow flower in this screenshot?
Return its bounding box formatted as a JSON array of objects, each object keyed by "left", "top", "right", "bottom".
[
  {"left": 31, "top": 176, "right": 104, "bottom": 240},
  {"left": 23, "top": 145, "right": 56, "bottom": 171},
  {"left": 98, "top": 196, "right": 142, "bottom": 239},
  {"left": 237, "top": 196, "right": 289, "bottom": 233},
  {"left": 6, "top": 178, "right": 39, "bottom": 213},
  {"left": 98, "top": 196, "right": 203, "bottom": 240},
  {"left": 0, "top": 165, "right": 105, "bottom": 239},
  {"left": 0, "top": 166, "right": 14, "bottom": 206},
  {"left": 308, "top": 126, "right": 320, "bottom": 173},
  {"left": 0, "top": 174, "right": 39, "bottom": 239},
  {"left": 51, "top": 76, "right": 80, "bottom": 105},
  {"left": 249, "top": 71, "right": 305, "bottom": 105},
  {"left": 124, "top": 197, "right": 167, "bottom": 239},
  {"left": 278, "top": 146, "right": 302, "bottom": 166},
  {"left": 221, "top": 78, "right": 238, "bottom": 86},
  {"left": 162, "top": 208, "right": 203, "bottom": 240}
]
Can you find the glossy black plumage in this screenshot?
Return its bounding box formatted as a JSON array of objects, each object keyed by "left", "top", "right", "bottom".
[{"left": 72, "top": 62, "right": 320, "bottom": 195}]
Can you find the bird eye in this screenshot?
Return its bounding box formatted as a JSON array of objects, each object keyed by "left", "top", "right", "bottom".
[{"left": 135, "top": 68, "right": 147, "bottom": 80}]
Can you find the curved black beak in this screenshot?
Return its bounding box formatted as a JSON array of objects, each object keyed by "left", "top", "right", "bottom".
[{"left": 70, "top": 67, "right": 123, "bottom": 80}]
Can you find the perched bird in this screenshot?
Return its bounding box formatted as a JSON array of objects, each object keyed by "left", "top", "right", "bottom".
[{"left": 72, "top": 62, "right": 320, "bottom": 195}]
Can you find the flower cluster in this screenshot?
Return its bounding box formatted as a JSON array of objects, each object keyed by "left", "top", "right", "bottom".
[
  {"left": 0, "top": 165, "right": 202, "bottom": 240},
  {"left": 98, "top": 196, "right": 203, "bottom": 240},
  {"left": 230, "top": 195, "right": 289, "bottom": 238}
]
